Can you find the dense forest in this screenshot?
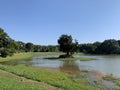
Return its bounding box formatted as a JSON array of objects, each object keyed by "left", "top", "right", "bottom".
[{"left": 0, "top": 27, "right": 120, "bottom": 57}]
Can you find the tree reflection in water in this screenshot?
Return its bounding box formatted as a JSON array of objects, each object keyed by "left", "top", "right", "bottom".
[{"left": 59, "top": 60, "right": 80, "bottom": 75}]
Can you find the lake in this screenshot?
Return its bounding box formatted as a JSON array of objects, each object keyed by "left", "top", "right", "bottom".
[{"left": 1, "top": 55, "right": 120, "bottom": 77}]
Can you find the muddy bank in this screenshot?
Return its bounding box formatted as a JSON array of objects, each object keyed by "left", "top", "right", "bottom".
[{"left": 86, "top": 70, "right": 116, "bottom": 89}]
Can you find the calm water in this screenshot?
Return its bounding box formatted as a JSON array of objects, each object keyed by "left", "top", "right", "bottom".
[{"left": 1, "top": 55, "right": 120, "bottom": 76}]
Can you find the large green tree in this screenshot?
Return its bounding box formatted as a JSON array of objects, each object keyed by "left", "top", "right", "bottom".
[
  {"left": 0, "top": 28, "right": 14, "bottom": 57},
  {"left": 58, "top": 34, "right": 78, "bottom": 57}
]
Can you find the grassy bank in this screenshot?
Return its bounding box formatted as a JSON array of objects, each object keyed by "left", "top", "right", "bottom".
[
  {"left": 0, "top": 52, "right": 94, "bottom": 62},
  {"left": 0, "top": 64, "right": 119, "bottom": 90},
  {"left": 0, "top": 64, "right": 102, "bottom": 90},
  {"left": 0, "top": 53, "right": 34, "bottom": 62},
  {"left": 0, "top": 52, "right": 63, "bottom": 62},
  {"left": 0, "top": 69, "right": 58, "bottom": 90}
]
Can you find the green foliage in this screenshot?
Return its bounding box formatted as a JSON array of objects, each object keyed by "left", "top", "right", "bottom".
[
  {"left": 96, "top": 39, "right": 120, "bottom": 54},
  {"left": 0, "top": 49, "right": 8, "bottom": 57},
  {"left": 0, "top": 48, "right": 14, "bottom": 58},
  {"left": 25, "top": 42, "right": 34, "bottom": 52},
  {"left": 0, "top": 28, "right": 10, "bottom": 48},
  {"left": 0, "top": 28, "right": 15, "bottom": 57},
  {"left": 17, "top": 41, "right": 26, "bottom": 52},
  {"left": 58, "top": 34, "right": 78, "bottom": 56},
  {"left": 34, "top": 45, "right": 59, "bottom": 52},
  {"left": 79, "top": 43, "right": 97, "bottom": 54},
  {"left": 79, "top": 39, "right": 120, "bottom": 54}
]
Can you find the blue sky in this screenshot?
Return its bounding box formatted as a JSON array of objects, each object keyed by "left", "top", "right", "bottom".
[{"left": 0, "top": 0, "right": 120, "bottom": 45}]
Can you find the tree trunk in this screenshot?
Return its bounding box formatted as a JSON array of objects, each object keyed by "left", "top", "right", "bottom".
[{"left": 67, "top": 52, "right": 69, "bottom": 56}]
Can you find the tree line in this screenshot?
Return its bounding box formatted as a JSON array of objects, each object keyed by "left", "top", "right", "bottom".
[
  {"left": 0, "top": 28, "right": 59, "bottom": 57},
  {"left": 79, "top": 39, "right": 120, "bottom": 54},
  {"left": 1, "top": 27, "right": 120, "bottom": 57},
  {"left": 57, "top": 34, "right": 120, "bottom": 55}
]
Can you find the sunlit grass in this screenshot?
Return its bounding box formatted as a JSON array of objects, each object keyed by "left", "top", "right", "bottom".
[
  {"left": 0, "top": 64, "right": 102, "bottom": 90},
  {"left": 0, "top": 52, "right": 63, "bottom": 62},
  {"left": 0, "top": 52, "right": 93, "bottom": 63},
  {"left": 0, "top": 53, "right": 33, "bottom": 62},
  {"left": 0, "top": 69, "right": 54, "bottom": 90}
]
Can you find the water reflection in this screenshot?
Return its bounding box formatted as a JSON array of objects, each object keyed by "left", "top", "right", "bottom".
[{"left": 59, "top": 60, "right": 80, "bottom": 75}]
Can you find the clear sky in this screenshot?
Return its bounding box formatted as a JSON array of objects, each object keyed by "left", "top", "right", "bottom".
[{"left": 0, "top": 0, "right": 120, "bottom": 45}]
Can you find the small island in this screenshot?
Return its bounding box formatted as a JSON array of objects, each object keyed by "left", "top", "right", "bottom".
[{"left": 58, "top": 34, "right": 78, "bottom": 58}]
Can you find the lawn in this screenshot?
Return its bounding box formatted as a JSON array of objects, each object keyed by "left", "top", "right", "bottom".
[{"left": 0, "top": 69, "right": 58, "bottom": 90}]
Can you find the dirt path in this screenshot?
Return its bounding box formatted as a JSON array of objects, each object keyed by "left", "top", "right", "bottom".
[{"left": 0, "top": 69, "right": 64, "bottom": 90}]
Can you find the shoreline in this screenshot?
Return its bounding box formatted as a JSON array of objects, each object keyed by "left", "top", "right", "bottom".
[
  {"left": 33, "top": 65, "right": 106, "bottom": 78},
  {"left": 32, "top": 65, "right": 118, "bottom": 89}
]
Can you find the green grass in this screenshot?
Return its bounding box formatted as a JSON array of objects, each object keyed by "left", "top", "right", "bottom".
[
  {"left": 0, "top": 52, "right": 63, "bottom": 62},
  {"left": 0, "top": 53, "right": 34, "bottom": 62},
  {"left": 0, "top": 64, "right": 102, "bottom": 90},
  {"left": 0, "top": 52, "right": 94, "bottom": 63},
  {"left": 0, "top": 69, "right": 56, "bottom": 90}
]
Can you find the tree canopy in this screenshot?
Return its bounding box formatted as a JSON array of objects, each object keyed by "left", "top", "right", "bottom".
[
  {"left": 0, "top": 28, "right": 14, "bottom": 57},
  {"left": 79, "top": 39, "right": 120, "bottom": 54},
  {"left": 58, "top": 34, "right": 78, "bottom": 57}
]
